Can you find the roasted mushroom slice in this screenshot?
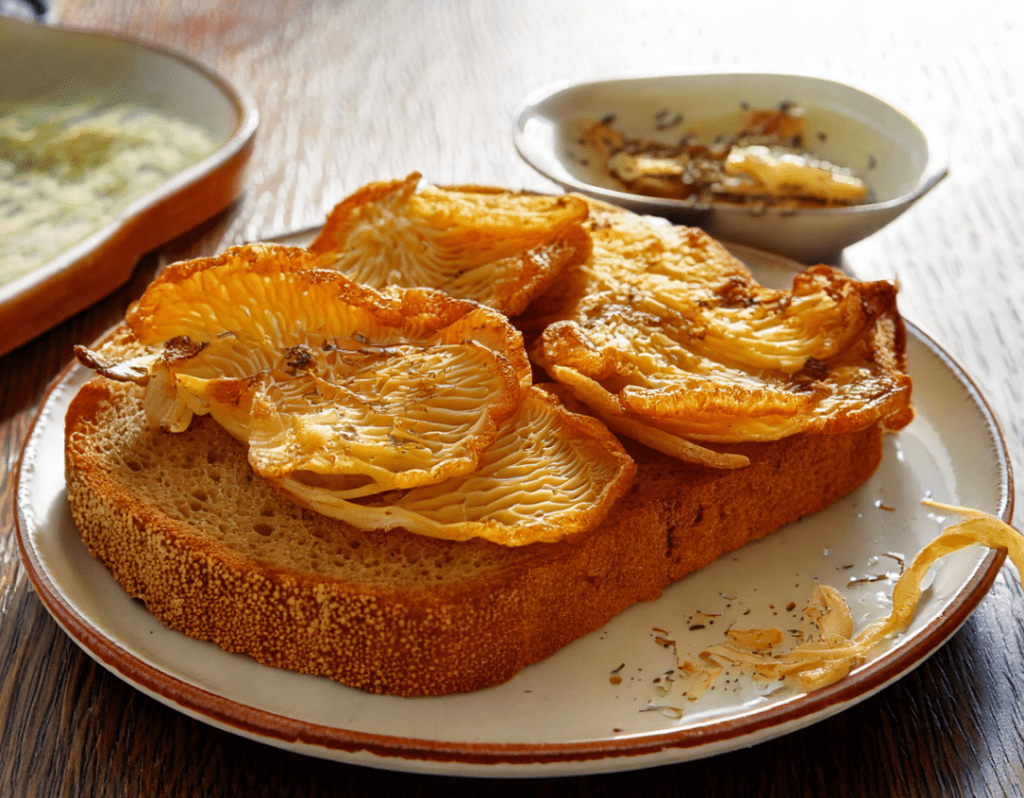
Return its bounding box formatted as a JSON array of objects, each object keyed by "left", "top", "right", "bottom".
[
  {"left": 171, "top": 335, "right": 524, "bottom": 496},
  {"left": 83, "top": 243, "right": 533, "bottom": 494},
  {"left": 274, "top": 387, "right": 636, "bottom": 546},
  {"left": 308, "top": 172, "right": 592, "bottom": 315},
  {"left": 533, "top": 200, "right": 912, "bottom": 464}
]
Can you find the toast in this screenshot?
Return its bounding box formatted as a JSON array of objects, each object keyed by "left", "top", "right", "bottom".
[
  {"left": 64, "top": 178, "right": 908, "bottom": 696},
  {"left": 65, "top": 369, "right": 883, "bottom": 696}
]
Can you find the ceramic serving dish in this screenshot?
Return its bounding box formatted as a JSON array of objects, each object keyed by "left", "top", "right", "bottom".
[
  {"left": 513, "top": 72, "right": 947, "bottom": 263},
  {"left": 0, "top": 16, "right": 258, "bottom": 356},
  {"left": 16, "top": 238, "right": 1011, "bottom": 777}
]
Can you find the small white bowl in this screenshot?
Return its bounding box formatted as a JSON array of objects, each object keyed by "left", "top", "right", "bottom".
[{"left": 513, "top": 72, "right": 947, "bottom": 263}]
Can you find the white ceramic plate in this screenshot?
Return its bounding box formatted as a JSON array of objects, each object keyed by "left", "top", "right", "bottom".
[
  {"left": 513, "top": 73, "right": 947, "bottom": 263},
  {"left": 15, "top": 244, "right": 1010, "bottom": 778},
  {"left": 0, "top": 17, "right": 258, "bottom": 355}
]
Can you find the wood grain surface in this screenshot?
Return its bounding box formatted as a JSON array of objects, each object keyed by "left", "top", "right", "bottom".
[{"left": 3, "top": 1, "right": 1024, "bottom": 795}]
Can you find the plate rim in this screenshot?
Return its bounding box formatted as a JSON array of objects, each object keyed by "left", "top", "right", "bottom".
[{"left": 13, "top": 250, "right": 1013, "bottom": 774}]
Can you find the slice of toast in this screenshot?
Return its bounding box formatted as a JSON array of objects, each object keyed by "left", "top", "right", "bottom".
[{"left": 65, "top": 373, "right": 883, "bottom": 696}]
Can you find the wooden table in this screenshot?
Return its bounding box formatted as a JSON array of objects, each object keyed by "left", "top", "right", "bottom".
[{"left": 3, "top": 1, "right": 1023, "bottom": 794}]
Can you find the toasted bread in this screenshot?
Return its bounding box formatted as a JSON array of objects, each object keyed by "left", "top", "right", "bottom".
[
  {"left": 65, "top": 371, "right": 884, "bottom": 696},
  {"left": 64, "top": 181, "right": 906, "bottom": 696}
]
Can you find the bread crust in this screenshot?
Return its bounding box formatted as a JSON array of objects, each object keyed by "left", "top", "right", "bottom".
[{"left": 65, "top": 376, "right": 883, "bottom": 696}]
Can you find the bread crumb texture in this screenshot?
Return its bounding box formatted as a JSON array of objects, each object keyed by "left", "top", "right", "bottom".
[{"left": 65, "top": 378, "right": 881, "bottom": 696}]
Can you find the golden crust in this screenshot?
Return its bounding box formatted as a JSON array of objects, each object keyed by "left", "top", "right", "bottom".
[{"left": 65, "top": 376, "right": 883, "bottom": 696}]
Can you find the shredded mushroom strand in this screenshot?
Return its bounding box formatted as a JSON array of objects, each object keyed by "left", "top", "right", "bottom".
[{"left": 677, "top": 499, "right": 1022, "bottom": 699}]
